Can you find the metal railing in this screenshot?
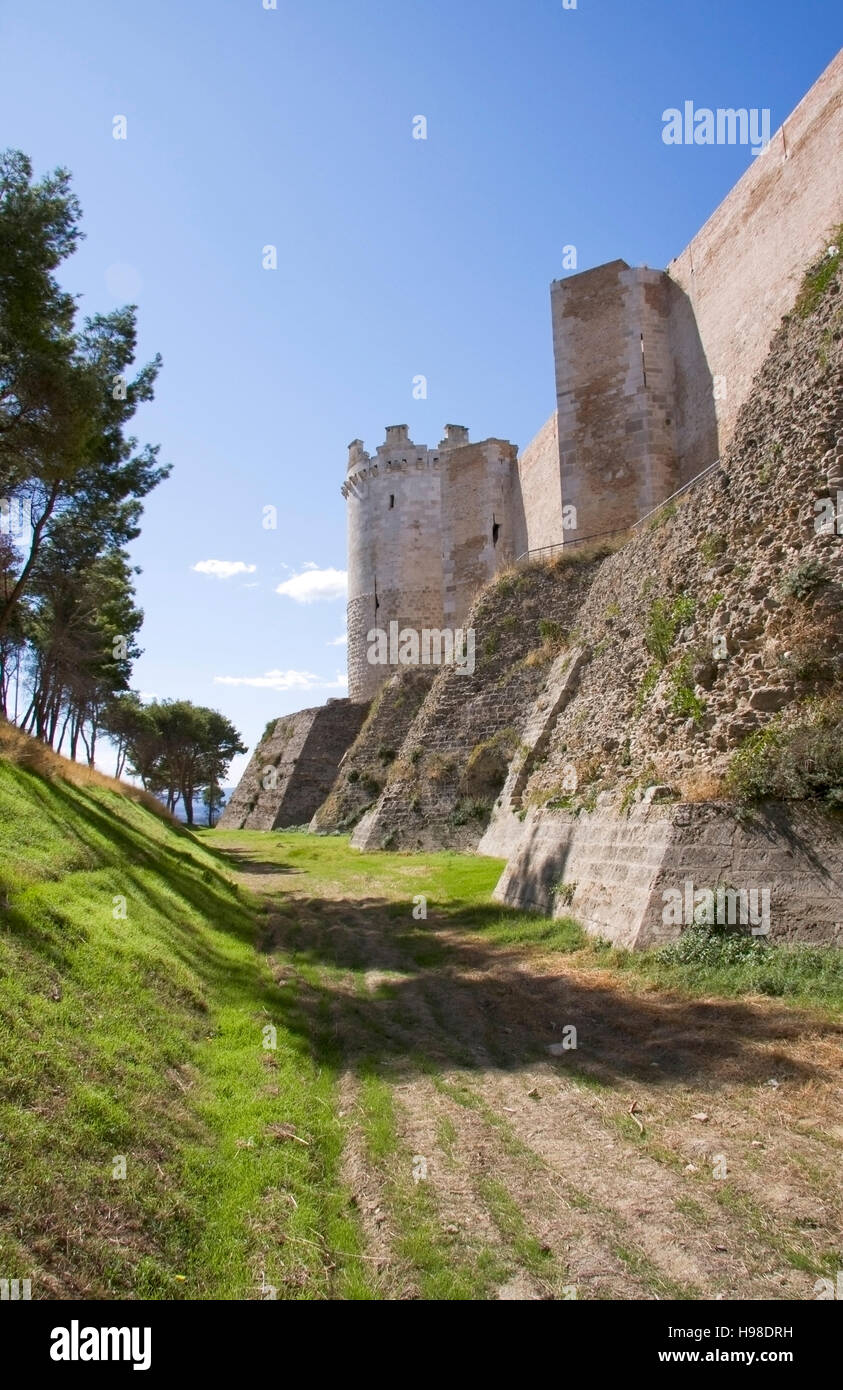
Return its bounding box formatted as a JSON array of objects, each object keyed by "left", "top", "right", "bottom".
[
  {"left": 630, "top": 458, "right": 722, "bottom": 531},
  {"left": 513, "top": 458, "right": 721, "bottom": 567}
]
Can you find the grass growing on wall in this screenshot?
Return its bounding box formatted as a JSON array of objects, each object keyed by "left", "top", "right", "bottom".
[{"left": 794, "top": 224, "right": 843, "bottom": 318}]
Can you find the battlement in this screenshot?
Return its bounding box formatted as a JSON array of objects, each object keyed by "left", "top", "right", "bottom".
[
  {"left": 441, "top": 423, "right": 469, "bottom": 446},
  {"left": 346, "top": 438, "right": 370, "bottom": 471}
]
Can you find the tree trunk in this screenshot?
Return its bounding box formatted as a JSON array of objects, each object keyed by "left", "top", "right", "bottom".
[{"left": 0, "top": 483, "right": 61, "bottom": 636}]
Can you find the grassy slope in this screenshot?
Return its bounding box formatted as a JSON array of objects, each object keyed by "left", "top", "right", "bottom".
[{"left": 0, "top": 759, "right": 370, "bottom": 1300}]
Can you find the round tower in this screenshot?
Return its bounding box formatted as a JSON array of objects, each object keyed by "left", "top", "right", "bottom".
[
  {"left": 343, "top": 426, "right": 446, "bottom": 703},
  {"left": 342, "top": 424, "right": 519, "bottom": 702}
]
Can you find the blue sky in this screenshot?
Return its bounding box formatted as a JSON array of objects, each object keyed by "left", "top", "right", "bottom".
[{"left": 1, "top": 0, "right": 839, "bottom": 782}]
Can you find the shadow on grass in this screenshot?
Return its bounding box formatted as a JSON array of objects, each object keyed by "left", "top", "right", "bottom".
[
  {"left": 220, "top": 843, "right": 841, "bottom": 1094},
  {"left": 0, "top": 769, "right": 265, "bottom": 1010}
]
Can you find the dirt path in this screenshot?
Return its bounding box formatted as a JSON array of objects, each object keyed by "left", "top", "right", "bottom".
[{"left": 225, "top": 843, "right": 843, "bottom": 1302}]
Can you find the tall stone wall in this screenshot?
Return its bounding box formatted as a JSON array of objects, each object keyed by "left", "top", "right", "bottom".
[
  {"left": 668, "top": 47, "right": 843, "bottom": 481},
  {"left": 310, "top": 668, "right": 434, "bottom": 833},
  {"left": 350, "top": 551, "right": 611, "bottom": 852},
  {"left": 344, "top": 427, "right": 445, "bottom": 705},
  {"left": 477, "top": 240, "right": 843, "bottom": 947},
  {"left": 516, "top": 412, "right": 561, "bottom": 553},
  {"left": 440, "top": 438, "right": 519, "bottom": 627},
  {"left": 219, "top": 699, "right": 368, "bottom": 831}
]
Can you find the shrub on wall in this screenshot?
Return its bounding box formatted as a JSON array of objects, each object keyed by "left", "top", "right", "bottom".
[{"left": 727, "top": 697, "right": 843, "bottom": 805}]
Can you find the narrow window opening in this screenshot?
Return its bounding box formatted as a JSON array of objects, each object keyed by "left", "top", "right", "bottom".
[
  {"left": 389, "top": 494, "right": 394, "bottom": 509},
  {"left": 640, "top": 332, "right": 647, "bottom": 388},
  {"left": 492, "top": 518, "right": 500, "bottom": 546}
]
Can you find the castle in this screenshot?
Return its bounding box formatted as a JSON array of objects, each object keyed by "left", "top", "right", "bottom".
[
  {"left": 221, "top": 48, "right": 843, "bottom": 834},
  {"left": 344, "top": 50, "right": 842, "bottom": 703}
]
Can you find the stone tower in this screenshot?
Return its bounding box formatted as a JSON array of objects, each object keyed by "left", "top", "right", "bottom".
[
  {"left": 343, "top": 425, "right": 520, "bottom": 702},
  {"left": 550, "top": 262, "right": 680, "bottom": 539}
]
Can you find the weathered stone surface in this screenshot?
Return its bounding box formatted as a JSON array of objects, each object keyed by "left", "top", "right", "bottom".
[
  {"left": 219, "top": 699, "right": 368, "bottom": 831},
  {"left": 350, "top": 556, "right": 608, "bottom": 851},
  {"left": 479, "top": 644, "right": 589, "bottom": 858},
  {"left": 668, "top": 49, "right": 843, "bottom": 481},
  {"left": 551, "top": 262, "right": 681, "bottom": 541},
  {"left": 310, "top": 669, "right": 433, "bottom": 833},
  {"left": 492, "top": 800, "right": 843, "bottom": 950},
  {"left": 515, "top": 258, "right": 843, "bottom": 806}
]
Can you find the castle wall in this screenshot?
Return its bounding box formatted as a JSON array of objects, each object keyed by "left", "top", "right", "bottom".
[
  {"left": 218, "top": 699, "right": 368, "bottom": 830},
  {"left": 491, "top": 801, "right": 843, "bottom": 950},
  {"left": 350, "top": 558, "right": 605, "bottom": 853},
  {"left": 344, "top": 428, "right": 445, "bottom": 704},
  {"left": 439, "top": 438, "right": 519, "bottom": 626},
  {"left": 516, "top": 412, "right": 561, "bottom": 553},
  {"left": 310, "top": 668, "right": 434, "bottom": 833},
  {"left": 668, "top": 47, "right": 843, "bottom": 481}
]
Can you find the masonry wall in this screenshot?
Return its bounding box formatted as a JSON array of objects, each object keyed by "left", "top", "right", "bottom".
[
  {"left": 350, "top": 556, "right": 607, "bottom": 852},
  {"left": 310, "top": 668, "right": 434, "bottom": 832},
  {"left": 491, "top": 800, "right": 843, "bottom": 950},
  {"left": 668, "top": 47, "right": 843, "bottom": 481},
  {"left": 439, "top": 438, "right": 519, "bottom": 626},
  {"left": 345, "top": 429, "right": 445, "bottom": 705},
  {"left": 516, "top": 412, "right": 561, "bottom": 553},
  {"left": 219, "top": 699, "right": 368, "bottom": 830}
]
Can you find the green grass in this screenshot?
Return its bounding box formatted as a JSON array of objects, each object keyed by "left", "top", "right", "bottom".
[
  {"left": 794, "top": 224, "right": 843, "bottom": 317},
  {"left": 213, "top": 829, "right": 843, "bottom": 1017},
  {"left": 638, "top": 926, "right": 843, "bottom": 1011},
  {"left": 243, "top": 831, "right": 843, "bottom": 1015},
  {"left": 4, "top": 767, "right": 842, "bottom": 1302},
  {"left": 208, "top": 826, "right": 504, "bottom": 907},
  {"left": 0, "top": 761, "right": 370, "bottom": 1300},
  {"left": 356, "top": 1068, "right": 508, "bottom": 1298},
  {"left": 475, "top": 1175, "right": 564, "bottom": 1291}
]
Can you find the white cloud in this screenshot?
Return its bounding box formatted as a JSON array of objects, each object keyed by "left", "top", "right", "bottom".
[
  {"left": 327, "top": 632, "right": 347, "bottom": 646},
  {"left": 276, "top": 566, "right": 347, "bottom": 603},
  {"left": 192, "top": 560, "right": 257, "bottom": 580},
  {"left": 213, "top": 669, "right": 347, "bottom": 691}
]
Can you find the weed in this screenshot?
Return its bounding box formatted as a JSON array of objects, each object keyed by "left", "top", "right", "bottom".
[
  {"left": 644, "top": 594, "right": 695, "bottom": 666},
  {"left": 668, "top": 655, "right": 706, "bottom": 723},
  {"left": 699, "top": 533, "right": 727, "bottom": 564},
  {"left": 781, "top": 559, "right": 828, "bottom": 602},
  {"left": 726, "top": 697, "right": 843, "bottom": 804},
  {"left": 794, "top": 225, "right": 843, "bottom": 318}
]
